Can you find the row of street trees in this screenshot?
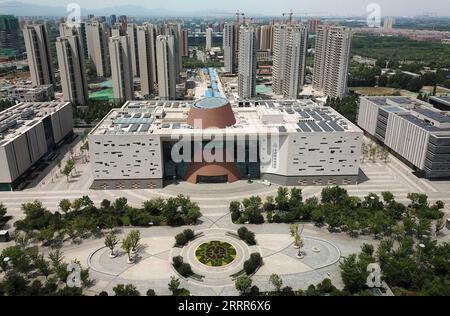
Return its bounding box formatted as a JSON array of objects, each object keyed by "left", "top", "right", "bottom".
[
  {"left": 12, "top": 195, "right": 202, "bottom": 246},
  {"left": 230, "top": 187, "right": 445, "bottom": 239},
  {"left": 105, "top": 230, "right": 141, "bottom": 263},
  {"left": 0, "top": 245, "right": 90, "bottom": 296}
]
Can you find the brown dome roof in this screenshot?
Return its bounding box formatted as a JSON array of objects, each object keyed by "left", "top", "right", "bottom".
[
  {"left": 184, "top": 148, "right": 240, "bottom": 183},
  {"left": 186, "top": 97, "right": 236, "bottom": 129}
]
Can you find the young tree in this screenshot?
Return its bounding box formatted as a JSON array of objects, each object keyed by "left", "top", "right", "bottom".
[
  {"left": 62, "top": 162, "right": 74, "bottom": 183},
  {"left": 369, "top": 144, "right": 377, "bottom": 163},
  {"left": 48, "top": 249, "right": 64, "bottom": 270},
  {"left": 290, "top": 224, "right": 303, "bottom": 250},
  {"left": 122, "top": 235, "right": 134, "bottom": 263},
  {"left": 269, "top": 273, "right": 283, "bottom": 293},
  {"left": 275, "top": 187, "right": 290, "bottom": 212},
  {"left": 0, "top": 202, "right": 7, "bottom": 221},
  {"left": 435, "top": 218, "right": 445, "bottom": 236},
  {"left": 235, "top": 275, "right": 252, "bottom": 295},
  {"left": 58, "top": 199, "right": 72, "bottom": 213},
  {"left": 168, "top": 276, "right": 181, "bottom": 294},
  {"left": 129, "top": 230, "right": 141, "bottom": 253},
  {"left": 105, "top": 233, "right": 119, "bottom": 257}
]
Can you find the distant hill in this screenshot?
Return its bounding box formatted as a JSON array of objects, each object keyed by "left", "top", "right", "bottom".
[{"left": 0, "top": 1, "right": 239, "bottom": 17}]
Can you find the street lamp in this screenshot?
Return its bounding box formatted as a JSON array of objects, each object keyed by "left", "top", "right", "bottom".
[
  {"left": 2, "top": 257, "right": 11, "bottom": 275},
  {"left": 418, "top": 243, "right": 426, "bottom": 263}
]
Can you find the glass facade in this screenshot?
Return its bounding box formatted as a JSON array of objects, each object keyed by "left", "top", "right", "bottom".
[{"left": 162, "top": 138, "right": 260, "bottom": 180}]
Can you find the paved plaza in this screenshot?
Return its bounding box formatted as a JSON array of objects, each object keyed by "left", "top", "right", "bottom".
[{"left": 0, "top": 136, "right": 449, "bottom": 295}]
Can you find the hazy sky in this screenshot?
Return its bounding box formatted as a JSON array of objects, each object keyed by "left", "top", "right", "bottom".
[{"left": 1, "top": 0, "right": 450, "bottom": 16}]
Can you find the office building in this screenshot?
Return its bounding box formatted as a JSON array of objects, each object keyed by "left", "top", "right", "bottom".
[
  {"left": 86, "top": 21, "right": 110, "bottom": 77},
  {"left": 181, "top": 29, "right": 189, "bottom": 57},
  {"left": 23, "top": 24, "right": 55, "bottom": 86},
  {"left": 109, "top": 15, "right": 117, "bottom": 26},
  {"left": 273, "top": 24, "right": 308, "bottom": 99},
  {"left": 59, "top": 22, "right": 88, "bottom": 59},
  {"left": 308, "top": 19, "right": 321, "bottom": 34},
  {"left": 156, "top": 35, "right": 177, "bottom": 100},
  {"left": 162, "top": 24, "right": 182, "bottom": 76},
  {"left": 109, "top": 36, "right": 134, "bottom": 102},
  {"left": 259, "top": 25, "right": 274, "bottom": 51},
  {"left": 206, "top": 27, "right": 213, "bottom": 50},
  {"left": 126, "top": 23, "right": 140, "bottom": 78},
  {"left": 0, "top": 102, "right": 73, "bottom": 191},
  {"left": 429, "top": 96, "right": 450, "bottom": 111},
  {"left": 111, "top": 23, "right": 124, "bottom": 37},
  {"left": 223, "top": 23, "right": 236, "bottom": 74},
  {"left": 89, "top": 97, "right": 362, "bottom": 189},
  {"left": 383, "top": 17, "right": 395, "bottom": 29},
  {"left": 358, "top": 96, "right": 450, "bottom": 178},
  {"left": 137, "top": 24, "right": 157, "bottom": 98},
  {"left": 3, "top": 85, "right": 54, "bottom": 102},
  {"left": 237, "top": 26, "right": 257, "bottom": 99},
  {"left": 0, "top": 15, "right": 22, "bottom": 54},
  {"left": 312, "top": 25, "right": 352, "bottom": 98},
  {"left": 56, "top": 35, "right": 89, "bottom": 106}
]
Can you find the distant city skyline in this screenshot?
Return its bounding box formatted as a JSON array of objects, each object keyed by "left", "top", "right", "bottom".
[{"left": 0, "top": 0, "right": 450, "bottom": 17}]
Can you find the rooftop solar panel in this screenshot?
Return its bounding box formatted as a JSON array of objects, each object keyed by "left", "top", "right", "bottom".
[
  {"left": 278, "top": 126, "right": 287, "bottom": 133},
  {"left": 129, "top": 124, "right": 139, "bottom": 132},
  {"left": 306, "top": 121, "right": 322, "bottom": 132},
  {"left": 297, "top": 110, "right": 310, "bottom": 119},
  {"left": 413, "top": 108, "right": 450, "bottom": 123},
  {"left": 327, "top": 121, "right": 344, "bottom": 132},
  {"left": 297, "top": 122, "right": 311, "bottom": 132},
  {"left": 140, "top": 124, "right": 150, "bottom": 132},
  {"left": 317, "top": 121, "right": 333, "bottom": 132}
]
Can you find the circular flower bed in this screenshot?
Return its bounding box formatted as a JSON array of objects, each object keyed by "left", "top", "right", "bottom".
[{"left": 195, "top": 241, "right": 237, "bottom": 267}]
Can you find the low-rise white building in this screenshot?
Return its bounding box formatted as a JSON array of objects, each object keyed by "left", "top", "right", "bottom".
[
  {"left": 3, "top": 85, "right": 54, "bottom": 102},
  {"left": 358, "top": 96, "right": 450, "bottom": 178},
  {"left": 89, "top": 97, "right": 363, "bottom": 189},
  {"left": 0, "top": 102, "right": 73, "bottom": 190}
]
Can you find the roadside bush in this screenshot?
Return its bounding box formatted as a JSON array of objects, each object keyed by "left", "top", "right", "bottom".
[
  {"left": 243, "top": 253, "right": 263, "bottom": 275},
  {"left": 183, "top": 229, "right": 194, "bottom": 240},
  {"left": 172, "top": 256, "right": 193, "bottom": 277},
  {"left": 178, "top": 263, "right": 193, "bottom": 277},
  {"left": 174, "top": 229, "right": 196, "bottom": 247},
  {"left": 172, "top": 256, "right": 184, "bottom": 269},
  {"left": 237, "top": 227, "right": 256, "bottom": 245},
  {"left": 146, "top": 289, "right": 156, "bottom": 296},
  {"left": 174, "top": 233, "right": 188, "bottom": 246}
]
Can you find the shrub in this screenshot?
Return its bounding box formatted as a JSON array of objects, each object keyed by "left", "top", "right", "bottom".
[
  {"left": 173, "top": 288, "right": 191, "bottom": 296},
  {"left": 175, "top": 229, "right": 196, "bottom": 247},
  {"left": 237, "top": 227, "right": 257, "bottom": 245},
  {"left": 175, "top": 233, "right": 188, "bottom": 246},
  {"left": 183, "top": 229, "right": 195, "bottom": 241},
  {"left": 272, "top": 214, "right": 282, "bottom": 223},
  {"left": 237, "top": 227, "right": 249, "bottom": 239},
  {"left": 243, "top": 253, "right": 263, "bottom": 275},
  {"left": 172, "top": 256, "right": 193, "bottom": 277},
  {"left": 146, "top": 289, "right": 156, "bottom": 296},
  {"left": 249, "top": 285, "right": 260, "bottom": 296},
  {"left": 230, "top": 201, "right": 241, "bottom": 222},
  {"left": 178, "top": 263, "right": 193, "bottom": 277},
  {"left": 266, "top": 210, "right": 273, "bottom": 223},
  {"left": 244, "top": 231, "right": 256, "bottom": 245},
  {"left": 281, "top": 286, "right": 295, "bottom": 296},
  {"left": 172, "top": 256, "right": 184, "bottom": 269}
]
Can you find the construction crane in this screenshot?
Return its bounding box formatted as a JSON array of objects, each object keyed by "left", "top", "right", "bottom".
[
  {"left": 235, "top": 10, "right": 245, "bottom": 24},
  {"left": 281, "top": 9, "right": 326, "bottom": 24}
]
